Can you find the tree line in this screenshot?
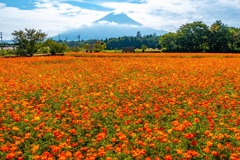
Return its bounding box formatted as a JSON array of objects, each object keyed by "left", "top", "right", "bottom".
[
  {"left": 1, "top": 20, "right": 239, "bottom": 56},
  {"left": 160, "top": 20, "right": 240, "bottom": 52},
  {"left": 0, "top": 28, "right": 108, "bottom": 56},
  {"left": 103, "top": 32, "right": 161, "bottom": 50},
  {"left": 66, "top": 32, "right": 160, "bottom": 52},
  {"left": 68, "top": 20, "right": 240, "bottom": 53}
]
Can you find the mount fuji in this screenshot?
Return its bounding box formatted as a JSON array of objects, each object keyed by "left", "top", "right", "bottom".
[
  {"left": 54, "top": 12, "right": 167, "bottom": 41},
  {"left": 94, "top": 12, "right": 142, "bottom": 26}
]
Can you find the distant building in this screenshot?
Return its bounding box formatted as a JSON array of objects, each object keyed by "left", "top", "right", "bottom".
[
  {"left": 122, "top": 46, "right": 135, "bottom": 53},
  {"left": 0, "top": 44, "right": 17, "bottom": 50}
]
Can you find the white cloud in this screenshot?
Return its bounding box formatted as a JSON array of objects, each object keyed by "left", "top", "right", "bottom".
[
  {"left": 145, "top": 0, "right": 196, "bottom": 14},
  {"left": 0, "top": 0, "right": 240, "bottom": 40},
  {"left": 0, "top": 3, "right": 6, "bottom": 8},
  {"left": 0, "top": 1, "right": 108, "bottom": 39},
  {"left": 99, "top": 0, "right": 198, "bottom": 31},
  {"left": 219, "top": 0, "right": 240, "bottom": 8},
  {"left": 100, "top": 0, "right": 240, "bottom": 31}
]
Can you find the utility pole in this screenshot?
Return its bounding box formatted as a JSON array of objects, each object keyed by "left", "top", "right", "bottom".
[
  {"left": 78, "top": 35, "right": 80, "bottom": 43},
  {"left": 0, "top": 32, "right": 2, "bottom": 43},
  {"left": 0, "top": 32, "right": 2, "bottom": 49},
  {"left": 58, "top": 34, "right": 61, "bottom": 42}
]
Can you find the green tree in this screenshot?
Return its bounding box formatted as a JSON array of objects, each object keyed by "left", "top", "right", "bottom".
[
  {"left": 105, "top": 34, "right": 160, "bottom": 50},
  {"left": 37, "top": 46, "right": 50, "bottom": 54},
  {"left": 208, "top": 20, "right": 230, "bottom": 52},
  {"left": 228, "top": 27, "right": 240, "bottom": 52},
  {"left": 83, "top": 43, "right": 90, "bottom": 52},
  {"left": 159, "top": 32, "right": 178, "bottom": 52},
  {"left": 93, "top": 41, "right": 106, "bottom": 52},
  {"left": 141, "top": 44, "right": 147, "bottom": 52},
  {"left": 234, "top": 29, "right": 240, "bottom": 51},
  {"left": 136, "top": 31, "right": 142, "bottom": 38},
  {"left": 44, "top": 39, "right": 68, "bottom": 55},
  {"left": 12, "top": 28, "right": 47, "bottom": 56},
  {"left": 177, "top": 21, "right": 209, "bottom": 52}
]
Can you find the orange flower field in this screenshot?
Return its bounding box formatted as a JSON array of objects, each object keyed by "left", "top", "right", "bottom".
[{"left": 0, "top": 54, "right": 239, "bottom": 159}]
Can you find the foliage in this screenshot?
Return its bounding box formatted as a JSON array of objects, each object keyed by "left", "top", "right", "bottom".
[
  {"left": 141, "top": 44, "right": 147, "bottom": 52},
  {"left": 177, "top": 21, "right": 209, "bottom": 52},
  {"left": 36, "top": 46, "right": 50, "bottom": 54},
  {"left": 0, "top": 54, "right": 239, "bottom": 159},
  {"left": 93, "top": 41, "right": 106, "bottom": 52},
  {"left": 12, "top": 28, "right": 47, "bottom": 56},
  {"left": 0, "top": 49, "right": 16, "bottom": 56},
  {"left": 228, "top": 27, "right": 240, "bottom": 52},
  {"left": 159, "top": 20, "right": 240, "bottom": 53},
  {"left": 82, "top": 41, "right": 106, "bottom": 52},
  {"left": 159, "top": 32, "right": 178, "bottom": 52},
  {"left": 44, "top": 39, "right": 68, "bottom": 55},
  {"left": 69, "top": 46, "right": 81, "bottom": 52},
  {"left": 62, "top": 32, "right": 160, "bottom": 51},
  {"left": 83, "top": 43, "right": 90, "bottom": 52},
  {"left": 105, "top": 33, "right": 161, "bottom": 50},
  {"left": 208, "top": 20, "right": 230, "bottom": 52}
]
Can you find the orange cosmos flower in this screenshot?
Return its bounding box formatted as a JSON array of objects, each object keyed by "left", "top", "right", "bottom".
[
  {"left": 34, "top": 116, "right": 41, "bottom": 121},
  {"left": 97, "top": 147, "right": 106, "bottom": 157},
  {"left": 96, "top": 132, "right": 106, "bottom": 142},
  {"left": 230, "top": 153, "right": 239, "bottom": 160},
  {"left": 65, "top": 151, "right": 72, "bottom": 158},
  {"left": 194, "top": 118, "right": 200, "bottom": 123},
  {"left": 164, "top": 154, "right": 172, "bottom": 160},
  {"left": 115, "top": 147, "right": 121, "bottom": 153},
  {"left": 203, "top": 147, "right": 210, "bottom": 153},
  {"left": 0, "top": 145, "right": 9, "bottom": 152},
  {"left": 106, "top": 144, "right": 113, "bottom": 151},
  {"left": 184, "top": 133, "right": 196, "bottom": 139},
  {"left": 31, "top": 144, "right": 40, "bottom": 154},
  {"left": 211, "top": 151, "right": 219, "bottom": 156},
  {"left": 74, "top": 151, "right": 84, "bottom": 159},
  {"left": 206, "top": 141, "right": 213, "bottom": 147},
  {"left": 187, "top": 150, "right": 199, "bottom": 157},
  {"left": 12, "top": 126, "right": 19, "bottom": 131},
  {"left": 51, "top": 145, "right": 60, "bottom": 153},
  {"left": 191, "top": 140, "right": 198, "bottom": 146},
  {"left": 154, "top": 157, "right": 161, "bottom": 160},
  {"left": 176, "top": 149, "right": 183, "bottom": 154},
  {"left": 6, "top": 152, "right": 16, "bottom": 159},
  {"left": 145, "top": 156, "right": 152, "bottom": 160}
]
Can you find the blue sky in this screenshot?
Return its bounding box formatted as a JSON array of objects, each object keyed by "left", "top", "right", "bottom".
[{"left": 0, "top": 0, "right": 240, "bottom": 40}]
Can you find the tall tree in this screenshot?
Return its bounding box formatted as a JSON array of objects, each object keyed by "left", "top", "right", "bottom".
[
  {"left": 93, "top": 41, "right": 106, "bottom": 52},
  {"left": 44, "top": 39, "right": 68, "bottom": 55},
  {"left": 208, "top": 20, "right": 230, "bottom": 52},
  {"left": 159, "top": 32, "right": 178, "bottom": 52},
  {"left": 12, "top": 28, "right": 47, "bottom": 56},
  {"left": 136, "top": 31, "right": 142, "bottom": 38},
  {"left": 176, "top": 21, "right": 209, "bottom": 52},
  {"left": 234, "top": 29, "right": 240, "bottom": 51},
  {"left": 228, "top": 27, "right": 240, "bottom": 52}
]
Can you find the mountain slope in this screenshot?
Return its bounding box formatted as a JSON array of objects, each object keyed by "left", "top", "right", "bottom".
[
  {"left": 59, "top": 24, "right": 167, "bottom": 40},
  {"left": 53, "top": 12, "right": 167, "bottom": 41}
]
